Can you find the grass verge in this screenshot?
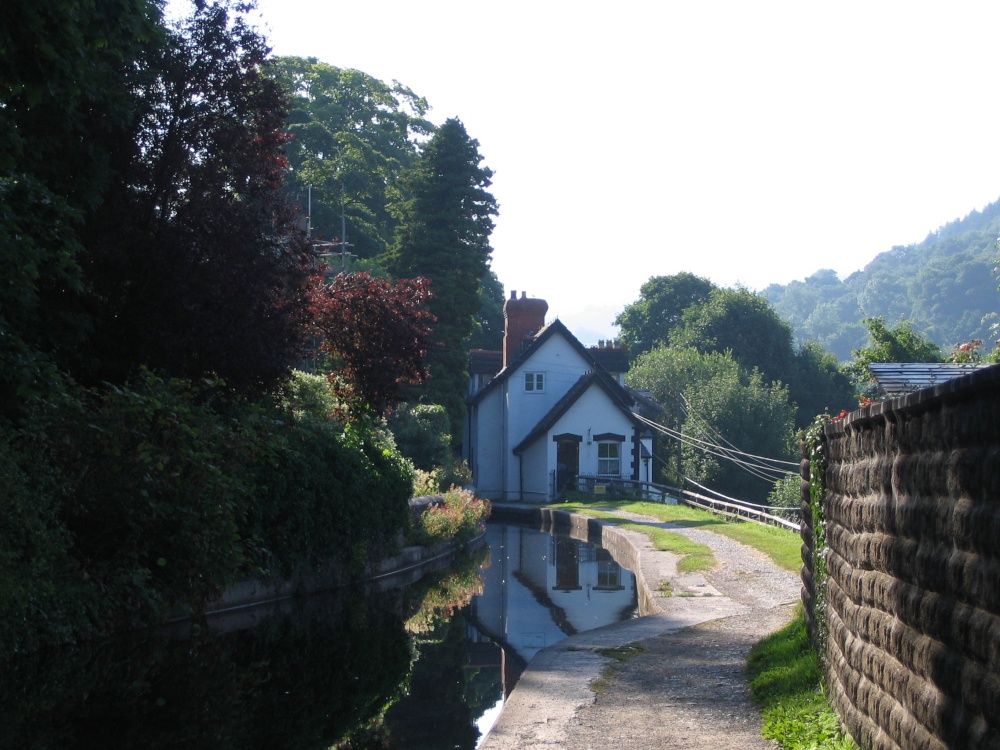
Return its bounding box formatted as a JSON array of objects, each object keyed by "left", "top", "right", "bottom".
[
  {"left": 747, "top": 607, "right": 857, "bottom": 749},
  {"left": 554, "top": 498, "right": 801, "bottom": 572}
]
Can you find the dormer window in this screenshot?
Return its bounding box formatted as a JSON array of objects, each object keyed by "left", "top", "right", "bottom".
[{"left": 524, "top": 372, "right": 545, "bottom": 392}]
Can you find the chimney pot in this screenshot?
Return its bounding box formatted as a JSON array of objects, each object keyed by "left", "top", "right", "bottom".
[
  {"left": 520, "top": 291, "right": 526, "bottom": 299},
  {"left": 510, "top": 290, "right": 517, "bottom": 299}
]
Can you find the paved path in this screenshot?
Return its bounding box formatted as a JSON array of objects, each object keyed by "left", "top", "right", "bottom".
[{"left": 481, "top": 510, "right": 801, "bottom": 750}]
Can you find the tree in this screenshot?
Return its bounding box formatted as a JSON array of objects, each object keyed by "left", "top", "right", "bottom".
[
  {"left": 683, "top": 366, "right": 795, "bottom": 502},
  {"left": 273, "top": 57, "right": 433, "bottom": 258},
  {"left": 627, "top": 345, "right": 796, "bottom": 500},
  {"left": 843, "top": 316, "right": 943, "bottom": 398},
  {"left": 469, "top": 270, "right": 505, "bottom": 351},
  {"left": 790, "top": 341, "right": 855, "bottom": 424},
  {"left": 0, "top": 0, "right": 165, "bottom": 417},
  {"left": 76, "top": 1, "right": 313, "bottom": 394},
  {"left": 670, "top": 286, "right": 797, "bottom": 387},
  {"left": 384, "top": 118, "right": 498, "bottom": 441},
  {"left": 615, "top": 273, "right": 715, "bottom": 359},
  {"left": 310, "top": 272, "right": 435, "bottom": 413}
]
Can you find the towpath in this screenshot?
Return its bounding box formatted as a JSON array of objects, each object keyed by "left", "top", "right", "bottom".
[{"left": 481, "top": 508, "right": 801, "bottom": 750}]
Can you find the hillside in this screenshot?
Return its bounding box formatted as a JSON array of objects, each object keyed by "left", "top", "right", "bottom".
[{"left": 763, "top": 199, "right": 1000, "bottom": 361}]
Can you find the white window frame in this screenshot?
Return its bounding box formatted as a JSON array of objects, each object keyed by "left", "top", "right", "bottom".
[
  {"left": 597, "top": 441, "right": 621, "bottom": 476},
  {"left": 524, "top": 371, "right": 545, "bottom": 392}
]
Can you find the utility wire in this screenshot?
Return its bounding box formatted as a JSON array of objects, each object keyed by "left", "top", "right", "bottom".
[
  {"left": 634, "top": 412, "right": 795, "bottom": 483},
  {"left": 674, "top": 397, "right": 793, "bottom": 483},
  {"left": 676, "top": 394, "right": 798, "bottom": 469}
]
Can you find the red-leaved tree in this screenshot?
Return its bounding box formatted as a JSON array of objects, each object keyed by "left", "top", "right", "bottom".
[{"left": 310, "top": 272, "right": 435, "bottom": 412}]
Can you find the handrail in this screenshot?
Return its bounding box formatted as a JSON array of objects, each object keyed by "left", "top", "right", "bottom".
[{"left": 570, "top": 474, "right": 800, "bottom": 532}]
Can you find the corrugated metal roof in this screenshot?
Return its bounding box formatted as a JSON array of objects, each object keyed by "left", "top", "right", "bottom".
[{"left": 868, "top": 362, "right": 993, "bottom": 397}]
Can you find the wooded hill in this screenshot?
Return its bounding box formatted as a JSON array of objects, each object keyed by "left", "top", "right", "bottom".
[{"left": 763, "top": 199, "right": 1000, "bottom": 362}]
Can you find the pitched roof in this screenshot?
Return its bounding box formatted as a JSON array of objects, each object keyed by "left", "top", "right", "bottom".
[
  {"left": 868, "top": 362, "right": 993, "bottom": 398},
  {"left": 513, "top": 369, "right": 641, "bottom": 455},
  {"left": 589, "top": 347, "right": 629, "bottom": 374},
  {"left": 468, "top": 319, "right": 604, "bottom": 406},
  {"left": 469, "top": 349, "right": 502, "bottom": 374}
]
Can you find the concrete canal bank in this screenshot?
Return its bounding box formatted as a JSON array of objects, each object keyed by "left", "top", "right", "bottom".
[{"left": 481, "top": 505, "right": 800, "bottom": 750}]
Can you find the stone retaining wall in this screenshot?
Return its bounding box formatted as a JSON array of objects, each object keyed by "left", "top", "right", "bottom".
[{"left": 800, "top": 365, "right": 1000, "bottom": 750}]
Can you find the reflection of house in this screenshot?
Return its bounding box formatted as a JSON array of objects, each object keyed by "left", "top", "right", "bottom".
[
  {"left": 469, "top": 525, "right": 636, "bottom": 674},
  {"left": 466, "top": 291, "right": 656, "bottom": 502}
]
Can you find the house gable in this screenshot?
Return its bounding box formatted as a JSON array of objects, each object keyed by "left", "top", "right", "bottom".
[
  {"left": 468, "top": 318, "right": 602, "bottom": 407},
  {"left": 513, "top": 370, "right": 640, "bottom": 455}
]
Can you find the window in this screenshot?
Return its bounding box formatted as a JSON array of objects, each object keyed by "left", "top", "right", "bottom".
[
  {"left": 524, "top": 371, "right": 544, "bottom": 392},
  {"left": 597, "top": 442, "right": 621, "bottom": 476}
]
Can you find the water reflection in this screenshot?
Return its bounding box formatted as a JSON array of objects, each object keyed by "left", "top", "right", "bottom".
[
  {"left": 1, "top": 524, "right": 635, "bottom": 750},
  {"left": 1, "top": 588, "right": 413, "bottom": 750}
]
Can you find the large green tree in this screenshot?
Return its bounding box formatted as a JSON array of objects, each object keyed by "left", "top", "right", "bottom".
[
  {"left": 384, "top": 118, "right": 498, "bottom": 442},
  {"left": 627, "top": 345, "right": 795, "bottom": 501},
  {"left": 469, "top": 270, "right": 505, "bottom": 351},
  {"left": 615, "top": 273, "right": 715, "bottom": 359},
  {"left": 273, "top": 57, "right": 433, "bottom": 258},
  {"left": 670, "top": 286, "right": 797, "bottom": 385}
]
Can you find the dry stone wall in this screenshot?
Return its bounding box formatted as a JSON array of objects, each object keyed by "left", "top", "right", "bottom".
[{"left": 800, "top": 365, "right": 1000, "bottom": 750}]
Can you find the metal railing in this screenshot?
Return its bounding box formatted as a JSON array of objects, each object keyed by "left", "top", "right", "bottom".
[{"left": 568, "top": 474, "right": 801, "bottom": 532}]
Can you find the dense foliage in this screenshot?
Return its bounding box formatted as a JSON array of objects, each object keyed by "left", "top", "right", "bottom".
[
  {"left": 0, "top": 0, "right": 163, "bottom": 417},
  {"left": 614, "top": 272, "right": 715, "bottom": 359},
  {"left": 0, "top": 372, "right": 414, "bottom": 653},
  {"left": 0, "top": 2, "right": 435, "bottom": 655},
  {"left": 385, "top": 118, "right": 499, "bottom": 442},
  {"left": 77, "top": 4, "right": 313, "bottom": 395},
  {"left": 273, "top": 56, "right": 433, "bottom": 257},
  {"left": 617, "top": 278, "right": 854, "bottom": 430},
  {"left": 310, "top": 272, "right": 435, "bottom": 412},
  {"left": 764, "top": 199, "right": 1000, "bottom": 361},
  {"left": 627, "top": 346, "right": 796, "bottom": 501}
]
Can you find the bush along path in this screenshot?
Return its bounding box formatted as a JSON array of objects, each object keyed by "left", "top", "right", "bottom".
[{"left": 482, "top": 506, "right": 802, "bottom": 750}]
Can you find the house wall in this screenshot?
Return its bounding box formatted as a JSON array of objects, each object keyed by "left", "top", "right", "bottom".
[
  {"left": 469, "top": 385, "right": 505, "bottom": 499},
  {"left": 499, "top": 335, "right": 593, "bottom": 500},
  {"left": 552, "top": 388, "right": 638, "bottom": 475},
  {"left": 800, "top": 365, "right": 1000, "bottom": 750}
]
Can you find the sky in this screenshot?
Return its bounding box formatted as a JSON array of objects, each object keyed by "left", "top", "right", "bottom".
[{"left": 242, "top": 0, "right": 1000, "bottom": 343}]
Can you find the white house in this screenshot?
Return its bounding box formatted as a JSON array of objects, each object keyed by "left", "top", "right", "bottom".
[{"left": 465, "top": 291, "right": 656, "bottom": 502}]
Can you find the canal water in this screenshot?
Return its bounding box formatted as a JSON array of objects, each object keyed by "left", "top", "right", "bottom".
[{"left": 1, "top": 523, "right": 637, "bottom": 749}]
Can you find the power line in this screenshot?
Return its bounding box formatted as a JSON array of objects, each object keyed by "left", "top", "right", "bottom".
[{"left": 633, "top": 412, "right": 796, "bottom": 488}]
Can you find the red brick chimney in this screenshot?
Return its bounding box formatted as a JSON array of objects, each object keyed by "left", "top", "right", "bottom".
[{"left": 503, "top": 290, "right": 548, "bottom": 367}]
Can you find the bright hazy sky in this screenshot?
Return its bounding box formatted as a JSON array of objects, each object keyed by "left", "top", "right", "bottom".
[{"left": 244, "top": 0, "right": 1000, "bottom": 343}]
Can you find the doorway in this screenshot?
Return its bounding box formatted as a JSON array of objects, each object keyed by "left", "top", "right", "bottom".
[{"left": 555, "top": 439, "right": 580, "bottom": 494}]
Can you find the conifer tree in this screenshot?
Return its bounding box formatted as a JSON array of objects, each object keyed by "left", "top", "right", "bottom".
[{"left": 385, "top": 118, "right": 498, "bottom": 444}]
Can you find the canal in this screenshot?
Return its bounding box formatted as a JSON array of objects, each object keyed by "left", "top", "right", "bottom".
[{"left": 2, "top": 522, "right": 637, "bottom": 749}]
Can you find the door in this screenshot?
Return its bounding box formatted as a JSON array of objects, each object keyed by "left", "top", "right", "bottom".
[{"left": 556, "top": 439, "right": 579, "bottom": 493}]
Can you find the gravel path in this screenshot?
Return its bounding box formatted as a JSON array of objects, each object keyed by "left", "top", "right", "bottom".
[{"left": 482, "top": 509, "right": 801, "bottom": 750}]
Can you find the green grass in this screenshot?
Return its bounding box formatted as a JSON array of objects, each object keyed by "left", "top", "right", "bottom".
[
  {"left": 553, "top": 498, "right": 802, "bottom": 573},
  {"left": 554, "top": 502, "right": 716, "bottom": 572},
  {"left": 747, "top": 608, "right": 857, "bottom": 749},
  {"left": 590, "top": 643, "right": 647, "bottom": 693}
]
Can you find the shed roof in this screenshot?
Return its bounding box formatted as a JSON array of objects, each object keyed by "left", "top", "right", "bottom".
[{"left": 868, "top": 362, "right": 993, "bottom": 398}]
